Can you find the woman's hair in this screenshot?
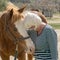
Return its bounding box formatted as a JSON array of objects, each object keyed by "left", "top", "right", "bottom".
[
  {"left": 23, "top": 12, "right": 42, "bottom": 30},
  {"left": 31, "top": 8, "right": 47, "bottom": 24}
]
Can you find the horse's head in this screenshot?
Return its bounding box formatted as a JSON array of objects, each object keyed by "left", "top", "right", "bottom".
[{"left": 0, "top": 6, "right": 35, "bottom": 54}]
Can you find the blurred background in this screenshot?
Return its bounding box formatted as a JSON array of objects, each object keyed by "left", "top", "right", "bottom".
[{"left": 0, "top": 0, "right": 60, "bottom": 60}]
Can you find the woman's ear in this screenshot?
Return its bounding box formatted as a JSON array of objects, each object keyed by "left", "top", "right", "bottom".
[
  {"left": 9, "top": 9, "right": 13, "bottom": 19},
  {"left": 18, "top": 4, "right": 26, "bottom": 13}
]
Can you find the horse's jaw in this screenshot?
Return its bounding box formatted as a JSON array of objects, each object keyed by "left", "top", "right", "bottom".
[{"left": 14, "top": 19, "right": 35, "bottom": 54}]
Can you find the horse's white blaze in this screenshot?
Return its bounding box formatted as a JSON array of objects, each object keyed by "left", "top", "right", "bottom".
[
  {"left": 14, "top": 17, "right": 35, "bottom": 54},
  {"left": 14, "top": 20, "right": 28, "bottom": 37}
]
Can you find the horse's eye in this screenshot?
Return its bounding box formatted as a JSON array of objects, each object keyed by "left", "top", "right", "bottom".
[{"left": 14, "top": 27, "right": 17, "bottom": 31}]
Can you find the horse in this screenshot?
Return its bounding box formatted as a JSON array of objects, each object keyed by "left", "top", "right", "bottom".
[
  {"left": 0, "top": 6, "right": 35, "bottom": 60},
  {"left": 0, "top": 2, "right": 48, "bottom": 60}
]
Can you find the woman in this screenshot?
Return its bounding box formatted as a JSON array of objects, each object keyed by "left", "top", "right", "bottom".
[
  {"left": 23, "top": 11, "right": 58, "bottom": 60},
  {"left": 27, "top": 22, "right": 58, "bottom": 60}
]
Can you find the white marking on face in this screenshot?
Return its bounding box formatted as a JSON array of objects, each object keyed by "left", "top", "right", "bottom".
[
  {"left": 14, "top": 20, "right": 28, "bottom": 37},
  {"left": 14, "top": 15, "right": 35, "bottom": 54}
]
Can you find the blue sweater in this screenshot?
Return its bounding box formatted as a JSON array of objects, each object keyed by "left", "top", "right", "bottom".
[{"left": 27, "top": 24, "right": 58, "bottom": 60}]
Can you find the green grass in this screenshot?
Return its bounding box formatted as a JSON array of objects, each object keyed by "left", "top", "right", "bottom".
[
  {"left": 47, "top": 13, "right": 60, "bottom": 29},
  {"left": 49, "top": 23, "right": 60, "bottom": 29},
  {"left": 47, "top": 13, "right": 60, "bottom": 21},
  {"left": 47, "top": 17, "right": 60, "bottom": 21}
]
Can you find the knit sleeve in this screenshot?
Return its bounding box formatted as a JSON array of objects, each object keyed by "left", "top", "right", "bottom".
[
  {"left": 46, "top": 28, "right": 58, "bottom": 60},
  {"left": 27, "top": 30, "right": 37, "bottom": 43}
]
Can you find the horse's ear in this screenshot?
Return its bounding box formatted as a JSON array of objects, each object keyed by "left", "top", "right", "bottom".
[
  {"left": 18, "top": 4, "right": 26, "bottom": 13},
  {"left": 9, "top": 9, "right": 13, "bottom": 19}
]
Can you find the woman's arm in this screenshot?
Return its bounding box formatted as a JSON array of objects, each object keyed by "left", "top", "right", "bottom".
[{"left": 46, "top": 27, "right": 58, "bottom": 60}]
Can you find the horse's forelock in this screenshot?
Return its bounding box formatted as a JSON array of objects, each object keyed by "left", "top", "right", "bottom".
[
  {"left": 5, "top": 2, "right": 26, "bottom": 23},
  {"left": 3, "top": 9, "right": 18, "bottom": 23}
]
